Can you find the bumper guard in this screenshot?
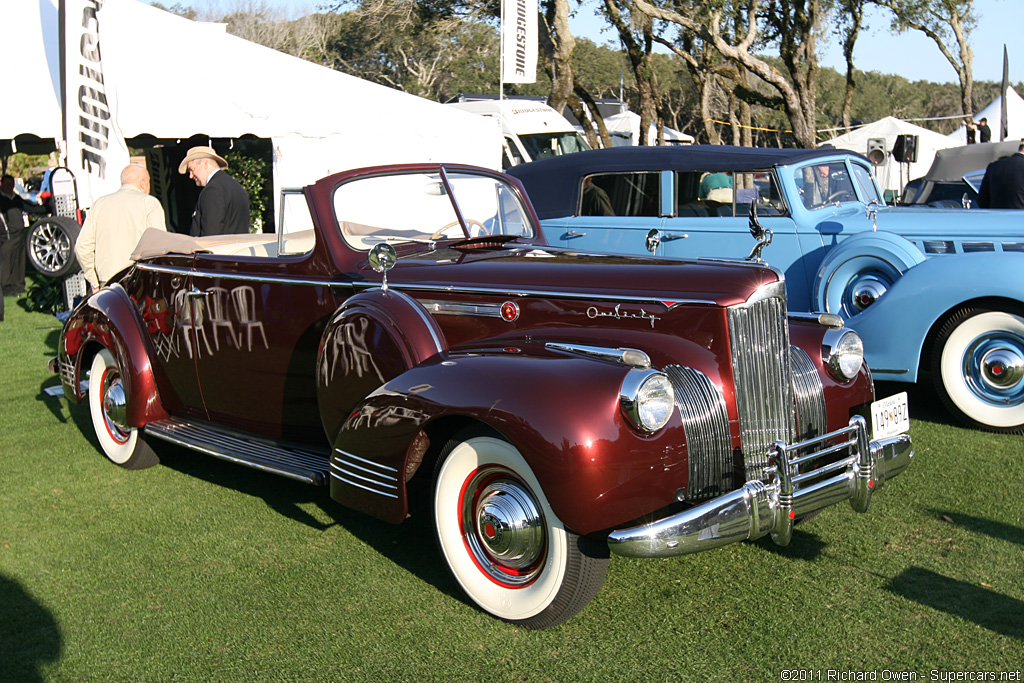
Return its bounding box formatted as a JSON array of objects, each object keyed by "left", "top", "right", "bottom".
[{"left": 607, "top": 416, "right": 913, "bottom": 558}]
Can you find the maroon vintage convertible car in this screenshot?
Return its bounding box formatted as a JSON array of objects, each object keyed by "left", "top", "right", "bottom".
[{"left": 54, "top": 163, "right": 913, "bottom": 628}]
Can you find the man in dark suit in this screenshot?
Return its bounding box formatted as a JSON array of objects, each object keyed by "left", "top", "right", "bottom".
[
  {"left": 178, "top": 146, "right": 250, "bottom": 236},
  {"left": 978, "top": 141, "right": 1024, "bottom": 209}
]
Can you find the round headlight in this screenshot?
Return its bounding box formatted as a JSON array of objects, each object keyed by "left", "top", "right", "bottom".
[
  {"left": 823, "top": 329, "right": 864, "bottom": 382},
  {"left": 620, "top": 370, "right": 675, "bottom": 433}
]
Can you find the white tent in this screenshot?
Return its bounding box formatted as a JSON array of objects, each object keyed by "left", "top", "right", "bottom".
[
  {"left": 3, "top": 0, "right": 500, "bottom": 206},
  {"left": 602, "top": 111, "right": 695, "bottom": 146},
  {"left": 946, "top": 86, "right": 1024, "bottom": 144},
  {"left": 820, "top": 116, "right": 956, "bottom": 193}
]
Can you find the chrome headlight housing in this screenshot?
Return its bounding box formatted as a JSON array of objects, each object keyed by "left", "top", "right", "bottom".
[
  {"left": 620, "top": 369, "right": 675, "bottom": 433},
  {"left": 822, "top": 328, "right": 864, "bottom": 382}
]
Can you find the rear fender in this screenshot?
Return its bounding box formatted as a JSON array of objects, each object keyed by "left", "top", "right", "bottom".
[
  {"left": 59, "top": 284, "right": 168, "bottom": 426},
  {"left": 328, "top": 351, "right": 691, "bottom": 533},
  {"left": 846, "top": 252, "right": 1024, "bottom": 382}
]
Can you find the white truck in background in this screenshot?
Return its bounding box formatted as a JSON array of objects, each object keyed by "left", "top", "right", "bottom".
[{"left": 447, "top": 96, "right": 591, "bottom": 169}]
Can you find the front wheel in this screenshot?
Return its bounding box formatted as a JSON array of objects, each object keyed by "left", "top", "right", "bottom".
[
  {"left": 932, "top": 306, "right": 1024, "bottom": 433},
  {"left": 433, "top": 433, "right": 608, "bottom": 629},
  {"left": 88, "top": 348, "right": 160, "bottom": 469}
]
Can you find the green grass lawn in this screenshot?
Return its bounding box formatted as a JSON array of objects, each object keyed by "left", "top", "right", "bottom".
[{"left": 1, "top": 296, "right": 1022, "bottom": 682}]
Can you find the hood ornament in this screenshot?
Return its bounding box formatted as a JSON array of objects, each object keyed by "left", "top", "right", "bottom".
[{"left": 746, "top": 201, "right": 773, "bottom": 262}]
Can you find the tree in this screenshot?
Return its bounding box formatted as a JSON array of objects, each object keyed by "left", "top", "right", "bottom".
[
  {"left": 628, "top": 0, "right": 830, "bottom": 147},
  {"left": 872, "top": 0, "right": 976, "bottom": 116},
  {"left": 833, "top": 0, "right": 867, "bottom": 131}
]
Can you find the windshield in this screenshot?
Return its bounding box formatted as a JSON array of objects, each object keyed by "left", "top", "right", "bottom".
[
  {"left": 519, "top": 131, "right": 591, "bottom": 161},
  {"left": 334, "top": 169, "right": 536, "bottom": 250},
  {"left": 794, "top": 161, "right": 857, "bottom": 210}
]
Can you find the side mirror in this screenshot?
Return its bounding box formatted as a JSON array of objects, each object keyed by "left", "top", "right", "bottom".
[{"left": 368, "top": 242, "right": 397, "bottom": 290}]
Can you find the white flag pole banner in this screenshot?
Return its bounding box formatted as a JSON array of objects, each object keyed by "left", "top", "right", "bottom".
[
  {"left": 501, "top": 0, "right": 537, "bottom": 84},
  {"left": 60, "top": 0, "right": 131, "bottom": 209}
]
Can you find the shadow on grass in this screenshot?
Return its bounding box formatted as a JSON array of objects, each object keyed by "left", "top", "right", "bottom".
[
  {"left": 148, "top": 440, "right": 466, "bottom": 608},
  {"left": 887, "top": 567, "right": 1024, "bottom": 640},
  {"left": 750, "top": 527, "right": 827, "bottom": 561},
  {"left": 925, "top": 509, "right": 1024, "bottom": 548},
  {"left": 0, "top": 574, "right": 63, "bottom": 683}
]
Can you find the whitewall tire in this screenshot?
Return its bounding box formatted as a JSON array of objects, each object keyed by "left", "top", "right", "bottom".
[
  {"left": 933, "top": 306, "right": 1024, "bottom": 433},
  {"left": 88, "top": 349, "right": 159, "bottom": 469},
  {"left": 433, "top": 433, "right": 608, "bottom": 629}
]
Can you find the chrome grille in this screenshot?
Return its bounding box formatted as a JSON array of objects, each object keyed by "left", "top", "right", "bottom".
[
  {"left": 790, "top": 346, "right": 827, "bottom": 442},
  {"left": 664, "top": 365, "right": 732, "bottom": 501},
  {"left": 59, "top": 355, "right": 77, "bottom": 390},
  {"left": 727, "top": 281, "right": 795, "bottom": 482}
]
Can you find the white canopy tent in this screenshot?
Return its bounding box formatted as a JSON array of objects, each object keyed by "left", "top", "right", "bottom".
[
  {"left": 820, "top": 116, "right": 956, "bottom": 193},
  {"left": 2, "top": 0, "right": 500, "bottom": 218},
  {"left": 602, "top": 111, "right": 695, "bottom": 146},
  {"left": 946, "top": 86, "right": 1024, "bottom": 144}
]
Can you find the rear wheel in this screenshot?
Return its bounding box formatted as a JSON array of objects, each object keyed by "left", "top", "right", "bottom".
[
  {"left": 27, "top": 216, "right": 80, "bottom": 278},
  {"left": 433, "top": 433, "right": 608, "bottom": 629},
  {"left": 88, "top": 349, "right": 159, "bottom": 469},
  {"left": 932, "top": 305, "right": 1024, "bottom": 433}
]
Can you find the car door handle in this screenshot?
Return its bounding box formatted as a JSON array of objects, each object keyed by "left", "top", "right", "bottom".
[
  {"left": 186, "top": 289, "right": 209, "bottom": 300},
  {"left": 563, "top": 230, "right": 587, "bottom": 239}
]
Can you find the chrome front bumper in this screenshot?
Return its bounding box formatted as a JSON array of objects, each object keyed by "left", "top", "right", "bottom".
[{"left": 607, "top": 416, "right": 913, "bottom": 558}]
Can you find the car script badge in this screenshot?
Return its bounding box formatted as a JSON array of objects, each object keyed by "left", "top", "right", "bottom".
[{"left": 586, "top": 304, "right": 660, "bottom": 328}]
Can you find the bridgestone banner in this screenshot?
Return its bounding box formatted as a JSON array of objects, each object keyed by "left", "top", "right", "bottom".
[
  {"left": 501, "top": 0, "right": 537, "bottom": 84},
  {"left": 60, "top": 0, "right": 131, "bottom": 209}
]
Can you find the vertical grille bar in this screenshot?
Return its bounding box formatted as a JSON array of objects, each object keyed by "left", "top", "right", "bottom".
[
  {"left": 790, "top": 346, "right": 827, "bottom": 442},
  {"left": 727, "top": 281, "right": 794, "bottom": 482},
  {"left": 664, "top": 365, "right": 732, "bottom": 501}
]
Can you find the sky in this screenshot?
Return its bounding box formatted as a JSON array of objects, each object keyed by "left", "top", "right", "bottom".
[{"left": 173, "top": 0, "right": 1018, "bottom": 85}]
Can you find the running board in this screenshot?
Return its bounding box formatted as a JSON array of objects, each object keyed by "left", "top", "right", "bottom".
[{"left": 145, "top": 417, "right": 330, "bottom": 486}]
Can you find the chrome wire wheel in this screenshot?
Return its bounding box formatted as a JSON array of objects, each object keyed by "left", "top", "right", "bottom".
[
  {"left": 433, "top": 433, "right": 608, "bottom": 629},
  {"left": 933, "top": 306, "right": 1024, "bottom": 433}
]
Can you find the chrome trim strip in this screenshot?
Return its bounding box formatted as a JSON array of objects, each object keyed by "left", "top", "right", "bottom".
[
  {"left": 333, "top": 458, "right": 399, "bottom": 482},
  {"left": 134, "top": 262, "right": 718, "bottom": 307},
  {"left": 330, "top": 462, "right": 398, "bottom": 490},
  {"left": 546, "top": 342, "right": 652, "bottom": 369},
  {"left": 334, "top": 449, "right": 399, "bottom": 473},
  {"left": 329, "top": 471, "right": 400, "bottom": 499},
  {"left": 420, "top": 299, "right": 503, "bottom": 317}
]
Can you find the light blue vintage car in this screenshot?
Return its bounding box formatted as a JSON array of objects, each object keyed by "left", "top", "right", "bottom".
[{"left": 508, "top": 145, "right": 1024, "bottom": 433}]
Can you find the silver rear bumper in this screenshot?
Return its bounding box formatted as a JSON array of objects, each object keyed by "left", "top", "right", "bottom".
[{"left": 607, "top": 416, "right": 913, "bottom": 558}]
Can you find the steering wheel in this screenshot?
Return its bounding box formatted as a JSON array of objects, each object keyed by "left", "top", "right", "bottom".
[
  {"left": 828, "top": 190, "right": 852, "bottom": 203},
  {"left": 431, "top": 219, "right": 488, "bottom": 240}
]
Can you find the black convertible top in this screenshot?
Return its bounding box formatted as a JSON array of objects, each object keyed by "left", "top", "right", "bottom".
[{"left": 508, "top": 144, "right": 849, "bottom": 219}]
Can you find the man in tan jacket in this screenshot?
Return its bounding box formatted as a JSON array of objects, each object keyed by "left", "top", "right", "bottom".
[{"left": 75, "top": 164, "right": 167, "bottom": 289}]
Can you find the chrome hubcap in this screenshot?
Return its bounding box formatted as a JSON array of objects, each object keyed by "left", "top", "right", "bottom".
[
  {"left": 101, "top": 371, "right": 130, "bottom": 442},
  {"left": 461, "top": 467, "right": 546, "bottom": 586},
  {"left": 964, "top": 334, "right": 1024, "bottom": 405},
  {"left": 851, "top": 278, "right": 887, "bottom": 312}
]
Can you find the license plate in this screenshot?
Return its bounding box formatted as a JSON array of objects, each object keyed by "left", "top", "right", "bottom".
[{"left": 871, "top": 392, "right": 910, "bottom": 439}]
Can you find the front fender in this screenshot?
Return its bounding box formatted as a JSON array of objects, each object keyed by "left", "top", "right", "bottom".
[
  {"left": 59, "top": 284, "right": 169, "bottom": 427},
  {"left": 847, "top": 252, "right": 1024, "bottom": 381},
  {"left": 329, "top": 350, "right": 690, "bottom": 533}
]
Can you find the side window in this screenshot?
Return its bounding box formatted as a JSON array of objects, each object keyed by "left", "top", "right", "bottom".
[
  {"left": 795, "top": 162, "right": 857, "bottom": 210},
  {"left": 582, "top": 172, "right": 660, "bottom": 217},
  {"left": 277, "top": 190, "right": 317, "bottom": 256},
  {"left": 675, "top": 171, "right": 786, "bottom": 217},
  {"left": 851, "top": 163, "right": 883, "bottom": 204}
]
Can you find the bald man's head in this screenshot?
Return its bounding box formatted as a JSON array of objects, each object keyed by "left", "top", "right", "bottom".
[{"left": 120, "top": 164, "right": 151, "bottom": 194}]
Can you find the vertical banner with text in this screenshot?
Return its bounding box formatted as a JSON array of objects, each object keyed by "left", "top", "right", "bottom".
[
  {"left": 501, "top": 0, "right": 537, "bottom": 84},
  {"left": 60, "top": 0, "right": 130, "bottom": 209}
]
